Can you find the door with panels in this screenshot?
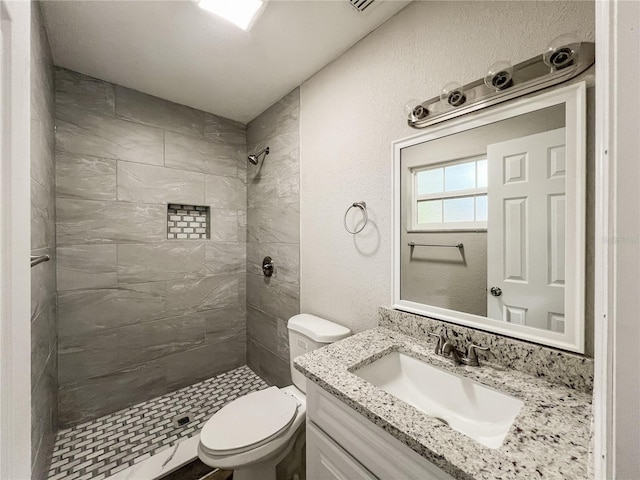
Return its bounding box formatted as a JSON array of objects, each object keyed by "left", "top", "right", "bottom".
[{"left": 487, "top": 128, "right": 566, "bottom": 332}]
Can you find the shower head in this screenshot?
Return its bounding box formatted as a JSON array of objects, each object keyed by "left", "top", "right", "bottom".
[{"left": 248, "top": 147, "right": 269, "bottom": 165}]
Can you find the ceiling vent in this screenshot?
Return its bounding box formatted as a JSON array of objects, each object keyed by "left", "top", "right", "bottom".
[{"left": 349, "top": 0, "right": 375, "bottom": 13}]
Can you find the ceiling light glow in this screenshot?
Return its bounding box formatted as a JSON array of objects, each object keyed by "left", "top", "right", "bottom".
[{"left": 197, "top": 0, "right": 265, "bottom": 31}]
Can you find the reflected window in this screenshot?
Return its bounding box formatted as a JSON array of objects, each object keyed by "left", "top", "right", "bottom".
[{"left": 411, "top": 156, "right": 487, "bottom": 231}]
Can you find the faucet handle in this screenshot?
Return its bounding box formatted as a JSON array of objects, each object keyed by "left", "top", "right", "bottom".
[
  {"left": 427, "top": 332, "right": 444, "bottom": 354},
  {"left": 465, "top": 344, "right": 490, "bottom": 366}
]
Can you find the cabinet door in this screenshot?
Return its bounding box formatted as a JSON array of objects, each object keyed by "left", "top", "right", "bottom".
[
  {"left": 307, "top": 381, "right": 455, "bottom": 480},
  {"left": 307, "top": 422, "right": 377, "bottom": 480}
]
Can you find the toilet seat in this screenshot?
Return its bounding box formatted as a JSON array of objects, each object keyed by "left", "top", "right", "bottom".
[{"left": 200, "top": 387, "right": 299, "bottom": 456}]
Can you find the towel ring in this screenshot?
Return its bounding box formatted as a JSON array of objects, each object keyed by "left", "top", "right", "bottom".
[{"left": 344, "top": 201, "right": 368, "bottom": 234}]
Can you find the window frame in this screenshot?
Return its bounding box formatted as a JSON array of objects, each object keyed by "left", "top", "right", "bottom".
[{"left": 409, "top": 154, "right": 488, "bottom": 232}]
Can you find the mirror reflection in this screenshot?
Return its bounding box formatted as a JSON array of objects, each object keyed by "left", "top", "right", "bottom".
[{"left": 400, "top": 104, "right": 567, "bottom": 333}]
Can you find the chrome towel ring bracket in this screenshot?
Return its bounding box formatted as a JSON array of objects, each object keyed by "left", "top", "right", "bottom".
[{"left": 344, "top": 201, "right": 368, "bottom": 234}]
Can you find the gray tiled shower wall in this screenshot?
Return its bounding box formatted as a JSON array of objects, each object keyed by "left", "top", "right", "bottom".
[
  {"left": 54, "top": 67, "right": 249, "bottom": 427},
  {"left": 246, "top": 89, "right": 301, "bottom": 387},
  {"left": 31, "top": 4, "right": 58, "bottom": 480}
]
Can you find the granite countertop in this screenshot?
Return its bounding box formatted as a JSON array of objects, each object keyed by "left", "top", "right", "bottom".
[{"left": 294, "top": 327, "right": 593, "bottom": 480}]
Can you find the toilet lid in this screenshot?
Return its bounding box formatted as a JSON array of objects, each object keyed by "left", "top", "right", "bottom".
[{"left": 200, "top": 387, "right": 299, "bottom": 455}]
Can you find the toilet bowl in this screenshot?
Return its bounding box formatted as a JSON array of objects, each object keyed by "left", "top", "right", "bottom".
[
  {"left": 197, "top": 314, "right": 351, "bottom": 480},
  {"left": 198, "top": 385, "right": 306, "bottom": 480}
]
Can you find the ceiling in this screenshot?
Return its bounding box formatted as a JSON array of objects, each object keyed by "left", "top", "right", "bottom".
[{"left": 41, "top": 0, "right": 410, "bottom": 124}]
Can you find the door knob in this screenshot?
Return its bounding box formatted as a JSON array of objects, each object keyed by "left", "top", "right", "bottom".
[{"left": 490, "top": 287, "right": 502, "bottom": 297}]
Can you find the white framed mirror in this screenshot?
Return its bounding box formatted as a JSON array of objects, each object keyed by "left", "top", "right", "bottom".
[{"left": 392, "top": 82, "right": 586, "bottom": 353}]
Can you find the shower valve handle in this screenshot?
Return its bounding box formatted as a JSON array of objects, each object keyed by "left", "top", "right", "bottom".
[{"left": 262, "top": 256, "right": 274, "bottom": 277}]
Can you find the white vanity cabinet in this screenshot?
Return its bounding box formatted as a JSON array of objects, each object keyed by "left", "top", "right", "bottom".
[{"left": 306, "top": 382, "right": 455, "bottom": 480}]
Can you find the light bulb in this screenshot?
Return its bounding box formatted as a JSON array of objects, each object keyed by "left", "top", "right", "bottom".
[
  {"left": 440, "top": 82, "right": 467, "bottom": 107},
  {"left": 543, "top": 33, "right": 580, "bottom": 70},
  {"left": 484, "top": 61, "right": 514, "bottom": 91},
  {"left": 404, "top": 99, "right": 428, "bottom": 122}
]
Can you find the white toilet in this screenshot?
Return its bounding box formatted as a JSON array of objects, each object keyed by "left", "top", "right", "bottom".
[{"left": 197, "top": 314, "right": 351, "bottom": 480}]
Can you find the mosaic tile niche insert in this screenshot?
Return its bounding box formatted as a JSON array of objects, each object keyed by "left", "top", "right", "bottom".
[{"left": 167, "top": 204, "right": 210, "bottom": 240}]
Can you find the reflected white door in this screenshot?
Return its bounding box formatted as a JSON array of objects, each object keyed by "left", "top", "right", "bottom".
[{"left": 487, "top": 128, "right": 566, "bottom": 332}]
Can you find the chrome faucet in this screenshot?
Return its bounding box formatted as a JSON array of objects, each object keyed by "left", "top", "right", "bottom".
[
  {"left": 428, "top": 331, "right": 489, "bottom": 366},
  {"left": 427, "top": 332, "right": 446, "bottom": 355},
  {"left": 460, "top": 344, "right": 490, "bottom": 367},
  {"left": 442, "top": 340, "right": 462, "bottom": 365}
]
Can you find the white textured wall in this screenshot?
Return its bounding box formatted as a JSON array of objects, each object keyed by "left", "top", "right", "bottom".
[{"left": 300, "top": 1, "right": 595, "bottom": 333}]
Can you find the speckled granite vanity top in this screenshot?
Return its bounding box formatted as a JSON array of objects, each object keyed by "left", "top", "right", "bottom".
[{"left": 294, "top": 327, "right": 593, "bottom": 480}]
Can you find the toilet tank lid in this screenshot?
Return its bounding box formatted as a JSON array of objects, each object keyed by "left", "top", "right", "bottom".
[{"left": 288, "top": 314, "right": 351, "bottom": 343}]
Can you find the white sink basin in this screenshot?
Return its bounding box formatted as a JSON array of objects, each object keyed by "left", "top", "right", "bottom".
[{"left": 352, "top": 351, "right": 523, "bottom": 449}]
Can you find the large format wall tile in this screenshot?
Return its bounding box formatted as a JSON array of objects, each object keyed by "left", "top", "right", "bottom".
[
  {"left": 30, "top": 111, "right": 55, "bottom": 195},
  {"left": 247, "top": 274, "right": 300, "bottom": 321},
  {"left": 247, "top": 242, "right": 299, "bottom": 284},
  {"left": 117, "top": 162, "right": 205, "bottom": 205},
  {"left": 56, "top": 199, "right": 166, "bottom": 245},
  {"left": 55, "top": 152, "right": 117, "bottom": 200},
  {"left": 247, "top": 172, "right": 299, "bottom": 208},
  {"left": 205, "top": 305, "right": 246, "bottom": 345},
  {"left": 247, "top": 204, "right": 300, "bottom": 244},
  {"left": 115, "top": 86, "right": 204, "bottom": 137},
  {"left": 117, "top": 313, "right": 206, "bottom": 368},
  {"left": 247, "top": 337, "right": 291, "bottom": 388},
  {"left": 30, "top": 9, "right": 53, "bottom": 123},
  {"left": 237, "top": 210, "right": 247, "bottom": 242},
  {"left": 57, "top": 245, "right": 117, "bottom": 291},
  {"left": 247, "top": 132, "right": 299, "bottom": 182},
  {"left": 166, "top": 274, "right": 241, "bottom": 314},
  {"left": 54, "top": 69, "right": 251, "bottom": 423},
  {"left": 55, "top": 67, "right": 115, "bottom": 117},
  {"left": 31, "top": 178, "right": 55, "bottom": 251},
  {"left": 58, "top": 361, "right": 166, "bottom": 426},
  {"left": 31, "top": 5, "right": 57, "bottom": 478},
  {"left": 165, "top": 131, "right": 239, "bottom": 177},
  {"left": 56, "top": 106, "right": 164, "bottom": 166},
  {"left": 205, "top": 243, "right": 246, "bottom": 275},
  {"left": 246, "top": 88, "right": 299, "bottom": 145},
  {"left": 210, "top": 209, "right": 244, "bottom": 242},
  {"left": 58, "top": 313, "right": 207, "bottom": 386},
  {"left": 204, "top": 113, "right": 246, "bottom": 146},
  {"left": 31, "top": 352, "right": 57, "bottom": 477},
  {"left": 118, "top": 243, "right": 206, "bottom": 283},
  {"left": 205, "top": 175, "right": 246, "bottom": 209},
  {"left": 58, "top": 331, "right": 120, "bottom": 385},
  {"left": 57, "top": 283, "right": 167, "bottom": 337},
  {"left": 247, "top": 306, "right": 289, "bottom": 362},
  {"left": 31, "top": 299, "right": 57, "bottom": 388},
  {"left": 164, "top": 335, "right": 245, "bottom": 391},
  {"left": 246, "top": 88, "right": 300, "bottom": 387}
]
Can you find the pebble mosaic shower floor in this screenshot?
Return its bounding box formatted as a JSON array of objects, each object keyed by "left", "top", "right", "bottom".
[{"left": 47, "top": 365, "right": 269, "bottom": 480}]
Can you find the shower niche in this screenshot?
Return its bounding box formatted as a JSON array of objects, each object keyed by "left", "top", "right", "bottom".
[{"left": 167, "top": 204, "right": 211, "bottom": 240}]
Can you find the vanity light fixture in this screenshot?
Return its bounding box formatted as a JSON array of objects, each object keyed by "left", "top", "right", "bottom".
[
  {"left": 196, "top": 0, "right": 266, "bottom": 31},
  {"left": 406, "top": 35, "right": 594, "bottom": 129}
]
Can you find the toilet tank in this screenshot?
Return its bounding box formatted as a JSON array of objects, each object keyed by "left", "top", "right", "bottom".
[{"left": 288, "top": 314, "right": 351, "bottom": 393}]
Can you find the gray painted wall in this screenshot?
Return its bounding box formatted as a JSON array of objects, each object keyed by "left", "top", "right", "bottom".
[
  {"left": 55, "top": 68, "right": 248, "bottom": 426},
  {"left": 246, "top": 89, "right": 300, "bottom": 387},
  {"left": 30, "top": 3, "right": 57, "bottom": 479}
]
